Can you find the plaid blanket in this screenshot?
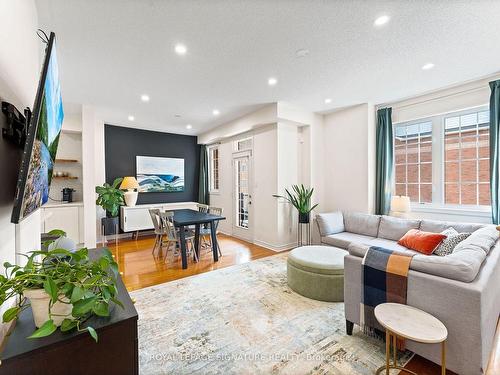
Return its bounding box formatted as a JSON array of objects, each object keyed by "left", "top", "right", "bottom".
[{"left": 360, "top": 246, "right": 413, "bottom": 347}]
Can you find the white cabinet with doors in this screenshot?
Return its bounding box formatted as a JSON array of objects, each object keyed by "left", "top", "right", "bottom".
[{"left": 41, "top": 202, "right": 84, "bottom": 245}]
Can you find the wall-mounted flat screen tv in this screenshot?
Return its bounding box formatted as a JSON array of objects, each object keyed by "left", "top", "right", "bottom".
[
  {"left": 136, "top": 156, "right": 185, "bottom": 193},
  {"left": 11, "top": 32, "right": 64, "bottom": 223}
]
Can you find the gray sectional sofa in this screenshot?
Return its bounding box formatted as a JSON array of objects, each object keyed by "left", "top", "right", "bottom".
[{"left": 316, "top": 211, "right": 500, "bottom": 375}]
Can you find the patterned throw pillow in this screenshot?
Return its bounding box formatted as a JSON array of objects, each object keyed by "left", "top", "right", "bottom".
[{"left": 433, "top": 228, "right": 471, "bottom": 256}]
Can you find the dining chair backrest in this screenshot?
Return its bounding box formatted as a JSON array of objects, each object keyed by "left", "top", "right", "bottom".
[
  {"left": 159, "top": 211, "right": 177, "bottom": 240},
  {"left": 148, "top": 209, "right": 162, "bottom": 233},
  {"left": 208, "top": 206, "right": 223, "bottom": 231},
  {"left": 197, "top": 203, "right": 209, "bottom": 213}
]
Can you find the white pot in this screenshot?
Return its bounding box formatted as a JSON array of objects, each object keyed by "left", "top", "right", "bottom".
[{"left": 24, "top": 289, "right": 72, "bottom": 328}]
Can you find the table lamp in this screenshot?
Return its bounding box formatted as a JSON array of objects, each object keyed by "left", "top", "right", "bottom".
[
  {"left": 390, "top": 195, "right": 411, "bottom": 218},
  {"left": 120, "top": 177, "right": 140, "bottom": 207}
]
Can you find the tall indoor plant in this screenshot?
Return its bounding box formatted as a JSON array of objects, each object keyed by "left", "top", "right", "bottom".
[
  {"left": 273, "top": 184, "right": 318, "bottom": 223},
  {"left": 0, "top": 230, "right": 122, "bottom": 342},
  {"left": 96, "top": 177, "right": 124, "bottom": 235}
]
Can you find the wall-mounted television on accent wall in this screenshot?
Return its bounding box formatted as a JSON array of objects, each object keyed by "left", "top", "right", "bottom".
[
  {"left": 136, "top": 156, "right": 184, "bottom": 193},
  {"left": 11, "top": 32, "right": 64, "bottom": 223}
]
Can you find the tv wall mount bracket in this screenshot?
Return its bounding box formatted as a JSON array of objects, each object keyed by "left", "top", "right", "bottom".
[{"left": 1, "top": 101, "right": 31, "bottom": 148}]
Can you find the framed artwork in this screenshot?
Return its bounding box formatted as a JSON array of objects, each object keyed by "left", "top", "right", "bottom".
[{"left": 136, "top": 156, "right": 184, "bottom": 193}]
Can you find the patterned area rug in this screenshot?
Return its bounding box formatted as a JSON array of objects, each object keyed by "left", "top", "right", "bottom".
[{"left": 131, "top": 254, "right": 412, "bottom": 374}]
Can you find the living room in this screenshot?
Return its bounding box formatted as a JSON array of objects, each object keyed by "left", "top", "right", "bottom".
[{"left": 0, "top": 1, "right": 499, "bottom": 374}]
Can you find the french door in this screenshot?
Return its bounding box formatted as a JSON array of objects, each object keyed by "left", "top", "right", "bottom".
[{"left": 232, "top": 151, "right": 253, "bottom": 241}]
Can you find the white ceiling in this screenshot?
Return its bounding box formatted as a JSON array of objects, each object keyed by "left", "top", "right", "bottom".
[{"left": 36, "top": 0, "right": 500, "bottom": 135}]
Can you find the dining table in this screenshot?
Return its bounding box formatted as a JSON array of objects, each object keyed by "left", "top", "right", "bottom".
[{"left": 171, "top": 208, "right": 226, "bottom": 269}]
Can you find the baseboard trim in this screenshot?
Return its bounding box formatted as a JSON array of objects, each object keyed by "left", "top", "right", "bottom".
[{"left": 252, "top": 239, "right": 296, "bottom": 252}]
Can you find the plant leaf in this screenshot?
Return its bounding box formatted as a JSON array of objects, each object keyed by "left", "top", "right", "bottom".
[
  {"left": 111, "top": 296, "right": 124, "bottom": 309},
  {"left": 87, "top": 326, "right": 98, "bottom": 343},
  {"left": 43, "top": 277, "right": 58, "bottom": 303},
  {"left": 70, "top": 286, "right": 84, "bottom": 303},
  {"left": 60, "top": 318, "right": 77, "bottom": 332},
  {"left": 48, "top": 229, "right": 66, "bottom": 237},
  {"left": 72, "top": 296, "right": 97, "bottom": 316},
  {"left": 93, "top": 301, "right": 109, "bottom": 317},
  {"left": 2, "top": 306, "right": 20, "bottom": 322},
  {"left": 28, "top": 319, "right": 57, "bottom": 339}
]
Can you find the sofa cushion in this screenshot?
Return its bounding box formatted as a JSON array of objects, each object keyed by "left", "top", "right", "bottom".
[
  {"left": 377, "top": 215, "right": 421, "bottom": 241},
  {"left": 343, "top": 212, "right": 380, "bottom": 237},
  {"left": 347, "top": 242, "right": 417, "bottom": 258},
  {"left": 419, "top": 219, "right": 484, "bottom": 234},
  {"left": 366, "top": 238, "right": 412, "bottom": 253},
  {"left": 453, "top": 225, "right": 498, "bottom": 255},
  {"left": 397, "top": 229, "right": 447, "bottom": 255},
  {"left": 322, "top": 232, "right": 375, "bottom": 249},
  {"left": 316, "top": 212, "right": 344, "bottom": 236}
]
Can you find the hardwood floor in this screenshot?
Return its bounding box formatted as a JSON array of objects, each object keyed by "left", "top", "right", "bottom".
[
  {"left": 102, "top": 233, "right": 498, "bottom": 374},
  {"left": 102, "top": 233, "right": 276, "bottom": 292}
]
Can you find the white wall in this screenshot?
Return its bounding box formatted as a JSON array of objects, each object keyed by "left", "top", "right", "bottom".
[
  {"left": 0, "top": 0, "right": 40, "bottom": 340},
  {"left": 321, "top": 104, "right": 376, "bottom": 213}
]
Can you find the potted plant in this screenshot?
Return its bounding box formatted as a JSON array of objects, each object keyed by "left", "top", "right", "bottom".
[
  {"left": 0, "top": 230, "right": 122, "bottom": 342},
  {"left": 96, "top": 178, "right": 124, "bottom": 235},
  {"left": 273, "top": 184, "right": 318, "bottom": 223}
]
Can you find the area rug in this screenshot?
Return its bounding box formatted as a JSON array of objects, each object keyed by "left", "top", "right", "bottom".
[{"left": 131, "top": 254, "right": 412, "bottom": 374}]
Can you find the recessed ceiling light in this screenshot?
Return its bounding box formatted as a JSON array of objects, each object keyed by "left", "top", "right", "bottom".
[
  {"left": 212, "top": 109, "right": 220, "bottom": 116},
  {"left": 186, "top": 124, "right": 192, "bottom": 129},
  {"left": 324, "top": 98, "right": 332, "bottom": 104},
  {"left": 422, "top": 63, "right": 435, "bottom": 70},
  {"left": 374, "top": 15, "right": 390, "bottom": 27},
  {"left": 140, "top": 94, "right": 150, "bottom": 102},
  {"left": 268, "top": 77, "right": 278, "bottom": 86},
  {"left": 128, "top": 115, "right": 135, "bottom": 121},
  {"left": 175, "top": 44, "right": 187, "bottom": 55}
]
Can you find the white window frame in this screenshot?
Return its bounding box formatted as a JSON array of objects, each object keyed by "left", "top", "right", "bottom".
[
  {"left": 393, "top": 105, "right": 491, "bottom": 215},
  {"left": 208, "top": 145, "right": 220, "bottom": 194}
]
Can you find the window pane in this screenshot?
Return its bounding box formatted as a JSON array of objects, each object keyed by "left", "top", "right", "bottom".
[
  {"left": 420, "top": 163, "right": 432, "bottom": 183},
  {"left": 479, "top": 184, "right": 490, "bottom": 205},
  {"left": 445, "top": 137, "right": 459, "bottom": 160},
  {"left": 420, "top": 184, "right": 432, "bottom": 203},
  {"left": 461, "top": 184, "right": 477, "bottom": 205},
  {"left": 445, "top": 116, "right": 459, "bottom": 132},
  {"left": 395, "top": 184, "right": 406, "bottom": 196},
  {"left": 478, "top": 159, "right": 489, "bottom": 183},
  {"left": 460, "top": 160, "right": 477, "bottom": 182},
  {"left": 407, "top": 143, "right": 419, "bottom": 163},
  {"left": 461, "top": 113, "right": 478, "bottom": 129},
  {"left": 445, "top": 161, "right": 459, "bottom": 183},
  {"left": 420, "top": 143, "right": 432, "bottom": 162},
  {"left": 445, "top": 184, "right": 459, "bottom": 204},
  {"left": 407, "top": 184, "right": 419, "bottom": 202},
  {"left": 395, "top": 165, "right": 406, "bottom": 183},
  {"left": 407, "top": 164, "right": 418, "bottom": 183},
  {"left": 478, "top": 110, "right": 489, "bottom": 125},
  {"left": 460, "top": 137, "right": 477, "bottom": 159},
  {"left": 478, "top": 133, "right": 489, "bottom": 158},
  {"left": 395, "top": 145, "right": 406, "bottom": 164}
]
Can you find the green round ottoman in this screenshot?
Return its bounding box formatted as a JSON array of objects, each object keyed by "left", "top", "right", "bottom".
[{"left": 287, "top": 245, "right": 348, "bottom": 302}]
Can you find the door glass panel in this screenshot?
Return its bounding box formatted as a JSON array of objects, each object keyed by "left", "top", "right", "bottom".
[{"left": 235, "top": 158, "right": 249, "bottom": 229}]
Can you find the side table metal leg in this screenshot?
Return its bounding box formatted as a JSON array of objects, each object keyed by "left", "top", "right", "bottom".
[
  {"left": 385, "top": 330, "right": 390, "bottom": 375},
  {"left": 393, "top": 332, "right": 397, "bottom": 366},
  {"left": 442, "top": 341, "right": 446, "bottom": 375}
]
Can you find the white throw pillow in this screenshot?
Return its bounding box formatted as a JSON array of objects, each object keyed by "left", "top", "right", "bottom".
[{"left": 433, "top": 227, "right": 471, "bottom": 256}]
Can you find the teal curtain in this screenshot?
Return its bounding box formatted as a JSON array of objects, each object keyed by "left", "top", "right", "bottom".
[
  {"left": 489, "top": 80, "right": 500, "bottom": 224},
  {"left": 375, "top": 107, "right": 394, "bottom": 215},
  {"left": 198, "top": 145, "right": 210, "bottom": 205}
]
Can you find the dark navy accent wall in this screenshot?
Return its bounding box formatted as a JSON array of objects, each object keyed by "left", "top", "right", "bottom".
[{"left": 104, "top": 124, "right": 200, "bottom": 204}]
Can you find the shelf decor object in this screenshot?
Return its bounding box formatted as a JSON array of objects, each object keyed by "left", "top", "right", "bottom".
[{"left": 120, "top": 176, "right": 140, "bottom": 207}]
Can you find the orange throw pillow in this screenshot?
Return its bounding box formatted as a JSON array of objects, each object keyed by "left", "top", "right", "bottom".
[{"left": 398, "top": 229, "right": 447, "bottom": 255}]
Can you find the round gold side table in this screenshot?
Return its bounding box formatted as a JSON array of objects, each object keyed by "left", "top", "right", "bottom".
[{"left": 374, "top": 303, "right": 448, "bottom": 375}]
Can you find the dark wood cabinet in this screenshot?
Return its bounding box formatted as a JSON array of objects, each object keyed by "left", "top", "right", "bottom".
[{"left": 0, "top": 249, "right": 138, "bottom": 375}]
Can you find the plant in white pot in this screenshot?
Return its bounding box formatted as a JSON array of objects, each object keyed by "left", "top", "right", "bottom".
[{"left": 0, "top": 230, "right": 122, "bottom": 341}]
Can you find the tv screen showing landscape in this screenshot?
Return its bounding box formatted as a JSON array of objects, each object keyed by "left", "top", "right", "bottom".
[
  {"left": 11, "top": 33, "right": 64, "bottom": 223},
  {"left": 136, "top": 156, "right": 185, "bottom": 193}
]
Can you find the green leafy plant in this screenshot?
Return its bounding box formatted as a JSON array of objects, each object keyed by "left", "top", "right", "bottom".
[
  {"left": 95, "top": 178, "right": 124, "bottom": 217},
  {"left": 0, "top": 230, "right": 122, "bottom": 342},
  {"left": 273, "top": 184, "right": 318, "bottom": 215}
]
